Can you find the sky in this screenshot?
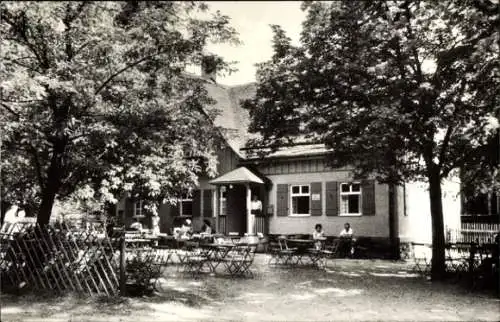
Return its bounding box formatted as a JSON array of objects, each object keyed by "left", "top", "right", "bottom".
[{"left": 187, "top": 1, "right": 306, "bottom": 86}]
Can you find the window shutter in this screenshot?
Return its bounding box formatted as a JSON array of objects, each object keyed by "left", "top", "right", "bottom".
[
  {"left": 325, "top": 181, "right": 339, "bottom": 216},
  {"left": 310, "top": 182, "right": 322, "bottom": 216},
  {"left": 277, "top": 184, "right": 289, "bottom": 217},
  {"left": 125, "top": 197, "right": 134, "bottom": 218},
  {"left": 192, "top": 190, "right": 201, "bottom": 217},
  {"left": 203, "top": 189, "right": 213, "bottom": 218},
  {"left": 362, "top": 180, "right": 376, "bottom": 216},
  {"left": 170, "top": 202, "right": 179, "bottom": 217}
]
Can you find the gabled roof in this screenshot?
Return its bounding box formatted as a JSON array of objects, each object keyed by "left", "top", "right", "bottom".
[
  {"left": 192, "top": 73, "right": 328, "bottom": 161},
  {"left": 209, "top": 166, "right": 264, "bottom": 185}
]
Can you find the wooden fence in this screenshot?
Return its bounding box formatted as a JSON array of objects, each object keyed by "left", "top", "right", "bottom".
[
  {"left": 0, "top": 221, "right": 120, "bottom": 296},
  {"left": 446, "top": 222, "right": 499, "bottom": 244}
]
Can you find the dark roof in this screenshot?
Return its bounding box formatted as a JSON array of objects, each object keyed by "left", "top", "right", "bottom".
[{"left": 190, "top": 74, "right": 329, "bottom": 160}]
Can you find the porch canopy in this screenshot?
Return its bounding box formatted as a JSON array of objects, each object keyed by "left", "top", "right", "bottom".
[
  {"left": 209, "top": 166, "right": 264, "bottom": 235},
  {"left": 209, "top": 166, "right": 264, "bottom": 185}
]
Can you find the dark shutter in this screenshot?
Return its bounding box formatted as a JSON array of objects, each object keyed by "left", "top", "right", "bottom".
[
  {"left": 277, "top": 184, "right": 289, "bottom": 217},
  {"left": 310, "top": 182, "right": 322, "bottom": 216},
  {"left": 203, "top": 189, "right": 213, "bottom": 218},
  {"left": 124, "top": 197, "right": 134, "bottom": 226},
  {"left": 192, "top": 190, "right": 201, "bottom": 217},
  {"left": 325, "top": 181, "right": 339, "bottom": 216},
  {"left": 170, "top": 202, "right": 179, "bottom": 217},
  {"left": 362, "top": 180, "right": 376, "bottom": 215}
]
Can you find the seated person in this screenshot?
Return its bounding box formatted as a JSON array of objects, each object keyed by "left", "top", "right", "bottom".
[
  {"left": 339, "top": 223, "right": 355, "bottom": 257},
  {"left": 313, "top": 223, "right": 325, "bottom": 250},
  {"left": 129, "top": 218, "right": 143, "bottom": 231},
  {"left": 340, "top": 222, "right": 353, "bottom": 238},
  {"left": 201, "top": 219, "right": 213, "bottom": 235},
  {"left": 179, "top": 219, "right": 193, "bottom": 240}
]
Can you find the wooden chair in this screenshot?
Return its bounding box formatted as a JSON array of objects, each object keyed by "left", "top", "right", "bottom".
[
  {"left": 411, "top": 242, "right": 432, "bottom": 275},
  {"left": 224, "top": 244, "right": 257, "bottom": 277},
  {"left": 277, "top": 235, "right": 298, "bottom": 266}
]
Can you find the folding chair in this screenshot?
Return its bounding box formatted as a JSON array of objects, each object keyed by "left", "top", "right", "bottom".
[
  {"left": 277, "top": 236, "right": 297, "bottom": 266},
  {"left": 224, "top": 244, "right": 256, "bottom": 277},
  {"left": 183, "top": 248, "right": 208, "bottom": 278},
  {"left": 411, "top": 243, "right": 431, "bottom": 276},
  {"left": 267, "top": 241, "right": 283, "bottom": 266}
]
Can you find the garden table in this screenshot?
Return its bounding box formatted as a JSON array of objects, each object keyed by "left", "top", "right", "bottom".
[
  {"left": 125, "top": 238, "right": 156, "bottom": 248},
  {"left": 287, "top": 239, "right": 315, "bottom": 266},
  {"left": 198, "top": 243, "right": 235, "bottom": 273}
]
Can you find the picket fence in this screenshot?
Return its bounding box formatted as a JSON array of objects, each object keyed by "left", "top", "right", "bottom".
[
  {"left": 446, "top": 222, "right": 499, "bottom": 244},
  {"left": 0, "top": 220, "right": 120, "bottom": 296}
]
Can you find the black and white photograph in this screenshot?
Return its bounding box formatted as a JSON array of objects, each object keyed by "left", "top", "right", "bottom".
[{"left": 0, "top": 1, "right": 499, "bottom": 321}]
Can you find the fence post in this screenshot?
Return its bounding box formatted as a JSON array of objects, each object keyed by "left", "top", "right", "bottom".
[
  {"left": 468, "top": 242, "right": 476, "bottom": 289},
  {"left": 119, "top": 231, "right": 126, "bottom": 296}
]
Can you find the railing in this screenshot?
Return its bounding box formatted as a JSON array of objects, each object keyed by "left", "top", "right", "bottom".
[
  {"left": 255, "top": 216, "right": 266, "bottom": 235},
  {"left": 218, "top": 216, "right": 226, "bottom": 235},
  {"left": 446, "top": 222, "right": 499, "bottom": 244}
]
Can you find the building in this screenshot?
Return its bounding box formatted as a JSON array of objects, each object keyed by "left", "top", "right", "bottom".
[{"left": 116, "top": 63, "right": 463, "bottom": 257}]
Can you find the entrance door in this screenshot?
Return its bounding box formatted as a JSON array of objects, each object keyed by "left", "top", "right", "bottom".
[{"left": 225, "top": 185, "right": 246, "bottom": 234}]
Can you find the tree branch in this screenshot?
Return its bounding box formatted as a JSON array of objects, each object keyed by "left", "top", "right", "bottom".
[
  {"left": 0, "top": 103, "right": 20, "bottom": 118},
  {"left": 94, "top": 51, "right": 167, "bottom": 95},
  {"left": 1, "top": 10, "right": 49, "bottom": 70}
]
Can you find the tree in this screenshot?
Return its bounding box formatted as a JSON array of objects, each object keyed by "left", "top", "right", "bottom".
[
  {"left": 1, "top": 1, "right": 239, "bottom": 225},
  {"left": 243, "top": 0, "right": 499, "bottom": 280}
]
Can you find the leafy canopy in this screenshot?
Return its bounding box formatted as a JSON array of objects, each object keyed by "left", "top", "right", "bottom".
[
  {"left": 244, "top": 0, "right": 499, "bottom": 185},
  {"left": 0, "top": 1, "right": 239, "bottom": 216}
]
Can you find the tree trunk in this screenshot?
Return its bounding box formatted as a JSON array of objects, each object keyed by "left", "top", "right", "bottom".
[
  {"left": 428, "top": 170, "right": 446, "bottom": 280},
  {"left": 37, "top": 180, "right": 59, "bottom": 226},
  {"left": 37, "top": 149, "right": 64, "bottom": 226}
]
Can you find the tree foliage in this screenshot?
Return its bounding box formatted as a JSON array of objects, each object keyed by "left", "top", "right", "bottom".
[
  {"left": 0, "top": 1, "right": 239, "bottom": 224},
  {"left": 244, "top": 0, "right": 499, "bottom": 279}
]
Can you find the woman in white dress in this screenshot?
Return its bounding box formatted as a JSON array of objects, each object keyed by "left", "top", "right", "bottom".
[{"left": 151, "top": 213, "right": 160, "bottom": 235}]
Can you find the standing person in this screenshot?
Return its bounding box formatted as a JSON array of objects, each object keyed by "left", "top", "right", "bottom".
[
  {"left": 151, "top": 213, "right": 160, "bottom": 235},
  {"left": 250, "top": 194, "right": 262, "bottom": 235}
]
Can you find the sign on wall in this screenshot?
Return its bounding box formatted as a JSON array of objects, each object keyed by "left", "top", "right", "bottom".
[{"left": 312, "top": 193, "right": 321, "bottom": 201}]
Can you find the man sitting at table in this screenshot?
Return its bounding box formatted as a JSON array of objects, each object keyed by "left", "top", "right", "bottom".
[
  {"left": 201, "top": 219, "right": 213, "bottom": 234},
  {"left": 129, "top": 217, "right": 143, "bottom": 231},
  {"left": 179, "top": 219, "right": 193, "bottom": 240},
  {"left": 339, "top": 222, "right": 355, "bottom": 257},
  {"left": 313, "top": 224, "right": 325, "bottom": 250}
]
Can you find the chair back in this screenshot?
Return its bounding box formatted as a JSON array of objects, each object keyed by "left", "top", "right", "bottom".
[{"left": 277, "top": 235, "right": 288, "bottom": 250}]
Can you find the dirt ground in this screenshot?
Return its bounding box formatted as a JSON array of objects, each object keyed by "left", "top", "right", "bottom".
[{"left": 1, "top": 256, "right": 499, "bottom": 322}]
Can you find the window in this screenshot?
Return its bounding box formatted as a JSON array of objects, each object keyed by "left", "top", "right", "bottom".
[
  {"left": 178, "top": 193, "right": 193, "bottom": 216},
  {"left": 134, "top": 200, "right": 145, "bottom": 217},
  {"left": 290, "top": 184, "right": 310, "bottom": 216},
  {"left": 220, "top": 186, "right": 227, "bottom": 216},
  {"left": 340, "top": 183, "right": 361, "bottom": 216}
]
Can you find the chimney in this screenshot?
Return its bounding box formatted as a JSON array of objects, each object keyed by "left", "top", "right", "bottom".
[{"left": 201, "top": 55, "right": 217, "bottom": 83}]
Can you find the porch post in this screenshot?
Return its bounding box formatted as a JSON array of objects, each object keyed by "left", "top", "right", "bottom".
[
  {"left": 216, "top": 185, "right": 220, "bottom": 233},
  {"left": 246, "top": 183, "right": 252, "bottom": 235}
]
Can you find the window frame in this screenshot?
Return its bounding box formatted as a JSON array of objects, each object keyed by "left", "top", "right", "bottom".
[
  {"left": 289, "top": 184, "right": 311, "bottom": 217},
  {"left": 178, "top": 193, "right": 193, "bottom": 217},
  {"left": 133, "top": 200, "right": 145, "bottom": 218},
  {"left": 339, "top": 182, "right": 362, "bottom": 216}
]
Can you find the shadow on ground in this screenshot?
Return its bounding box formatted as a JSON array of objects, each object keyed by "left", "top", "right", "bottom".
[{"left": 1, "top": 256, "right": 499, "bottom": 321}]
